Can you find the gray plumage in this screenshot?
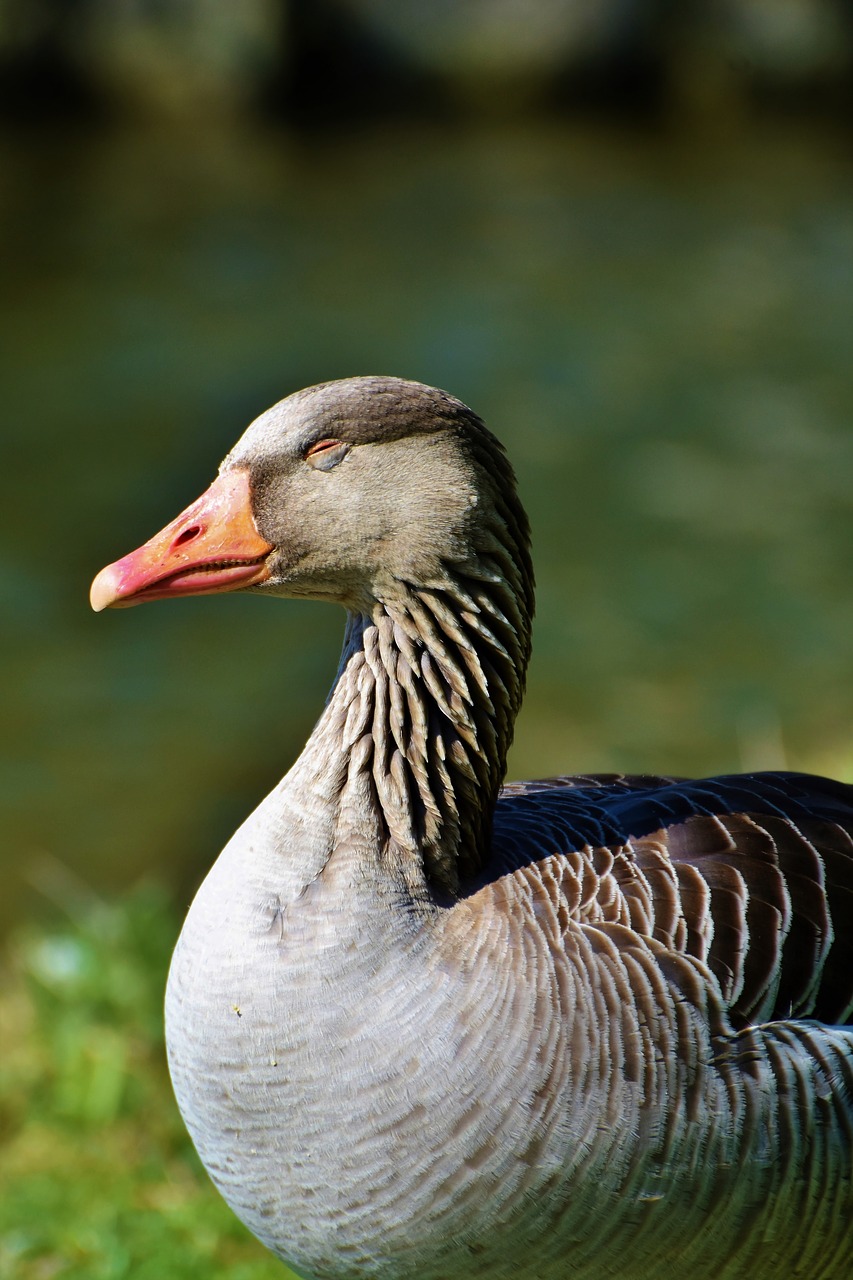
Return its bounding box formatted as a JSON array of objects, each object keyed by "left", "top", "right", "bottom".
[{"left": 110, "top": 377, "right": 853, "bottom": 1277}]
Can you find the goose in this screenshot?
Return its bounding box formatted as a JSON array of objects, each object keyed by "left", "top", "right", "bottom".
[{"left": 90, "top": 376, "right": 853, "bottom": 1279}]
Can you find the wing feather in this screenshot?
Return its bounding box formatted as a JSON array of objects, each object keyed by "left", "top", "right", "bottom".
[{"left": 489, "top": 771, "right": 853, "bottom": 1026}]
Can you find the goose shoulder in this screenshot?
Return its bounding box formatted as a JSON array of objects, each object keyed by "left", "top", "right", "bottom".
[{"left": 488, "top": 770, "right": 853, "bottom": 1026}]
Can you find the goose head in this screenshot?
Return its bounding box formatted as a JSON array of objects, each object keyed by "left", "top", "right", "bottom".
[
  {"left": 90, "top": 376, "right": 532, "bottom": 621},
  {"left": 90, "top": 376, "right": 535, "bottom": 893}
]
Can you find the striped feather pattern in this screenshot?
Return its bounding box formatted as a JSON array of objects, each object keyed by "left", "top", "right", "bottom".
[{"left": 491, "top": 773, "right": 853, "bottom": 1026}]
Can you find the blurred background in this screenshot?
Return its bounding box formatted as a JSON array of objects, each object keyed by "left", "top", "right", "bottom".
[{"left": 2, "top": 1, "right": 853, "bottom": 1276}]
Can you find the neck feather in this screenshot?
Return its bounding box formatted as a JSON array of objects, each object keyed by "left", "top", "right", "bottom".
[{"left": 323, "top": 545, "right": 531, "bottom": 899}]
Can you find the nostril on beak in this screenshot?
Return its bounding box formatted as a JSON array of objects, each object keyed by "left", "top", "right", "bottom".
[{"left": 174, "top": 524, "right": 202, "bottom": 548}]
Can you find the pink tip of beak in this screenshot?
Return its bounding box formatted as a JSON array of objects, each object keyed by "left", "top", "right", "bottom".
[{"left": 90, "top": 564, "right": 124, "bottom": 612}]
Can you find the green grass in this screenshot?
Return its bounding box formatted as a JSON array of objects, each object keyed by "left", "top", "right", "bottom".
[{"left": 0, "top": 888, "right": 296, "bottom": 1280}]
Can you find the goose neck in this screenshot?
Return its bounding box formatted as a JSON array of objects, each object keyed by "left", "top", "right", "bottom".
[{"left": 308, "top": 566, "right": 528, "bottom": 900}]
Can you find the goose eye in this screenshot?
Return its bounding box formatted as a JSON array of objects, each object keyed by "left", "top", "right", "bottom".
[{"left": 305, "top": 439, "right": 350, "bottom": 471}]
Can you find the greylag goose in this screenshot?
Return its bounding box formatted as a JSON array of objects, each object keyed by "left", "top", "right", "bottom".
[{"left": 90, "top": 377, "right": 853, "bottom": 1279}]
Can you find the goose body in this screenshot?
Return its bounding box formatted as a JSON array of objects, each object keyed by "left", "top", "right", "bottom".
[{"left": 91, "top": 377, "right": 853, "bottom": 1278}]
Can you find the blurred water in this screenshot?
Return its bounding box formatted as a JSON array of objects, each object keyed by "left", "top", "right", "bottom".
[{"left": 2, "top": 117, "right": 852, "bottom": 930}]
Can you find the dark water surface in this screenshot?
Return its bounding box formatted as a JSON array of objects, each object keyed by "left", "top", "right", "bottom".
[{"left": 2, "top": 118, "right": 852, "bottom": 931}]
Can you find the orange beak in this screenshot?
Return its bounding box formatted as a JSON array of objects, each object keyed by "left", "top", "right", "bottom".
[{"left": 90, "top": 469, "right": 273, "bottom": 612}]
